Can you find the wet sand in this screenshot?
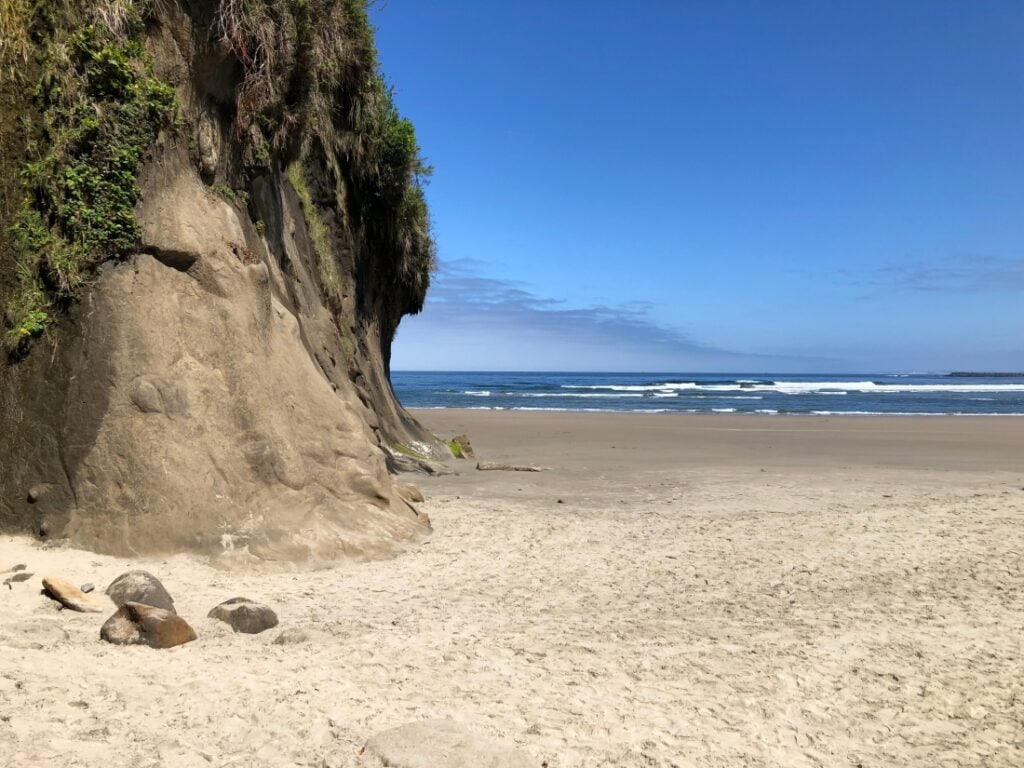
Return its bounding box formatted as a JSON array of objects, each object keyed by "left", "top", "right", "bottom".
[{"left": 1, "top": 411, "right": 1022, "bottom": 767}]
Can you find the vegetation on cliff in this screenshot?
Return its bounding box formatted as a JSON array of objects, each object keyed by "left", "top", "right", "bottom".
[{"left": 0, "top": 0, "right": 435, "bottom": 354}]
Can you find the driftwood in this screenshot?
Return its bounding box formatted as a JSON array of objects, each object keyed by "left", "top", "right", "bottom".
[{"left": 476, "top": 462, "right": 546, "bottom": 472}]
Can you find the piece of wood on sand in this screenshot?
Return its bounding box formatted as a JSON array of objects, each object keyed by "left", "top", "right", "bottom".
[{"left": 476, "top": 461, "right": 546, "bottom": 472}]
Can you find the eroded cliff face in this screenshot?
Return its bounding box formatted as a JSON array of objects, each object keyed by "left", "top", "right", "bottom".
[{"left": 0, "top": 1, "right": 446, "bottom": 561}]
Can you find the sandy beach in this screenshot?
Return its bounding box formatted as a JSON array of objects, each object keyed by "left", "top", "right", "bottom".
[{"left": 2, "top": 411, "right": 1022, "bottom": 767}]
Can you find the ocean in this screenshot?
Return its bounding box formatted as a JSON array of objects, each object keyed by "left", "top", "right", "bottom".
[{"left": 391, "top": 371, "right": 1024, "bottom": 416}]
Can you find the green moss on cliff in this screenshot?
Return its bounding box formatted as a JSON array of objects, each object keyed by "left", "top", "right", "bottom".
[
  {"left": 286, "top": 161, "right": 342, "bottom": 304},
  {"left": 1, "top": 3, "right": 174, "bottom": 349},
  {"left": 2, "top": 0, "right": 433, "bottom": 355}
]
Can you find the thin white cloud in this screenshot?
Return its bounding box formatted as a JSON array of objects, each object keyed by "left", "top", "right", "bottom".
[
  {"left": 850, "top": 255, "right": 1024, "bottom": 293},
  {"left": 393, "top": 259, "right": 830, "bottom": 371}
]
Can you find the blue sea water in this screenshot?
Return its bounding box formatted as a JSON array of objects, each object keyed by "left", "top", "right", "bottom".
[{"left": 391, "top": 372, "right": 1024, "bottom": 416}]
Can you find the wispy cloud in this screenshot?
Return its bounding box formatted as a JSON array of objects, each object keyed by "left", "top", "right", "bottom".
[
  {"left": 420, "top": 259, "right": 723, "bottom": 353},
  {"left": 393, "top": 259, "right": 829, "bottom": 371},
  {"left": 848, "top": 255, "right": 1024, "bottom": 293}
]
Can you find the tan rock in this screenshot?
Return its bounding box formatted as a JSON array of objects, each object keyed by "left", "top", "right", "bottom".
[
  {"left": 272, "top": 627, "right": 327, "bottom": 645},
  {"left": 395, "top": 483, "right": 425, "bottom": 503},
  {"left": 101, "top": 602, "right": 197, "bottom": 649},
  {"left": 361, "top": 720, "right": 532, "bottom": 768},
  {"left": 41, "top": 576, "right": 110, "bottom": 613}
]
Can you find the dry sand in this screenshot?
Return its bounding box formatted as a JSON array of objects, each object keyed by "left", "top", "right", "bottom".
[{"left": 1, "top": 411, "right": 1022, "bottom": 767}]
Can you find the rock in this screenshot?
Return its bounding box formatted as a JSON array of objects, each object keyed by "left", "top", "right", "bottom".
[
  {"left": 136, "top": 166, "right": 245, "bottom": 270},
  {"left": 101, "top": 602, "right": 197, "bottom": 649},
  {"left": 389, "top": 452, "right": 452, "bottom": 476},
  {"left": 208, "top": 597, "right": 279, "bottom": 634},
  {"left": 448, "top": 434, "right": 475, "bottom": 459},
  {"left": 395, "top": 482, "right": 425, "bottom": 503},
  {"left": 80, "top": 582, "right": 94, "bottom": 593},
  {"left": 197, "top": 116, "right": 219, "bottom": 181},
  {"left": 106, "top": 570, "right": 176, "bottom": 613},
  {"left": 0, "top": 619, "right": 70, "bottom": 649},
  {"left": 272, "top": 627, "right": 325, "bottom": 645},
  {"left": 476, "top": 462, "right": 546, "bottom": 472},
  {"left": 361, "top": 720, "right": 532, "bottom": 768},
  {"left": 3, "top": 563, "right": 27, "bottom": 573},
  {"left": 41, "top": 576, "right": 110, "bottom": 613},
  {"left": 4, "top": 572, "right": 33, "bottom": 587}
]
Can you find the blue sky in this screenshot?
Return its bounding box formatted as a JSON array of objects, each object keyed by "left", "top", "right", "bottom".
[{"left": 373, "top": 1, "right": 1024, "bottom": 372}]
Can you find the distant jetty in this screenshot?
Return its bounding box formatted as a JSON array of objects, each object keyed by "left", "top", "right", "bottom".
[{"left": 947, "top": 372, "right": 1024, "bottom": 378}]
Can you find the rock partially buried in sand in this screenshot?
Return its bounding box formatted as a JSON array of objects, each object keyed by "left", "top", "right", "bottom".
[
  {"left": 448, "top": 434, "right": 475, "bottom": 459},
  {"left": 272, "top": 627, "right": 326, "bottom": 645},
  {"left": 1, "top": 619, "right": 69, "bottom": 649},
  {"left": 395, "top": 482, "right": 425, "bottom": 503},
  {"left": 208, "top": 597, "right": 279, "bottom": 634},
  {"left": 106, "top": 570, "right": 176, "bottom": 613},
  {"left": 41, "top": 576, "right": 110, "bottom": 613},
  {"left": 361, "top": 719, "right": 532, "bottom": 768},
  {"left": 101, "top": 602, "right": 197, "bottom": 649}
]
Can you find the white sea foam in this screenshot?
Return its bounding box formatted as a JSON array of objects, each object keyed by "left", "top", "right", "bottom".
[
  {"left": 562, "top": 380, "right": 1024, "bottom": 395},
  {"left": 810, "top": 410, "right": 1024, "bottom": 416},
  {"left": 562, "top": 383, "right": 697, "bottom": 392},
  {"left": 516, "top": 392, "right": 644, "bottom": 398},
  {"left": 462, "top": 390, "right": 491, "bottom": 396}
]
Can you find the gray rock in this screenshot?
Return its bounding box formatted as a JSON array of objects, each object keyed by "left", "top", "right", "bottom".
[
  {"left": 362, "top": 720, "right": 532, "bottom": 768},
  {"left": 106, "top": 571, "right": 176, "bottom": 614},
  {"left": 208, "top": 597, "right": 278, "bottom": 634},
  {"left": 5, "top": 572, "right": 33, "bottom": 587},
  {"left": 101, "top": 602, "right": 197, "bottom": 649},
  {"left": 80, "top": 582, "right": 94, "bottom": 593},
  {"left": 6, "top": 564, "right": 27, "bottom": 572}
]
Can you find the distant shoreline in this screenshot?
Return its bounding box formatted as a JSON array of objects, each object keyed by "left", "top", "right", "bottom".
[{"left": 948, "top": 371, "right": 1024, "bottom": 377}]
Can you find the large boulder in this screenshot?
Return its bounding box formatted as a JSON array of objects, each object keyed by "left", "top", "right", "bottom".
[
  {"left": 41, "top": 576, "right": 110, "bottom": 613},
  {"left": 361, "top": 720, "right": 533, "bottom": 768},
  {"left": 100, "top": 602, "right": 197, "bottom": 649},
  {"left": 106, "top": 570, "right": 176, "bottom": 613},
  {"left": 208, "top": 597, "right": 279, "bottom": 634}
]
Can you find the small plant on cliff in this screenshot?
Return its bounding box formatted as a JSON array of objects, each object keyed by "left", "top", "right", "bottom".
[
  {"left": 287, "top": 161, "right": 343, "bottom": 306},
  {"left": 2, "top": 6, "right": 174, "bottom": 349}
]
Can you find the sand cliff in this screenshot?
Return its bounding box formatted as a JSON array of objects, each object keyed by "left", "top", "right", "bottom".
[{"left": 0, "top": 1, "right": 444, "bottom": 560}]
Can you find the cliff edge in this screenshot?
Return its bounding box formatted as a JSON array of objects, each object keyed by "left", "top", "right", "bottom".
[{"left": 0, "top": 1, "right": 447, "bottom": 561}]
